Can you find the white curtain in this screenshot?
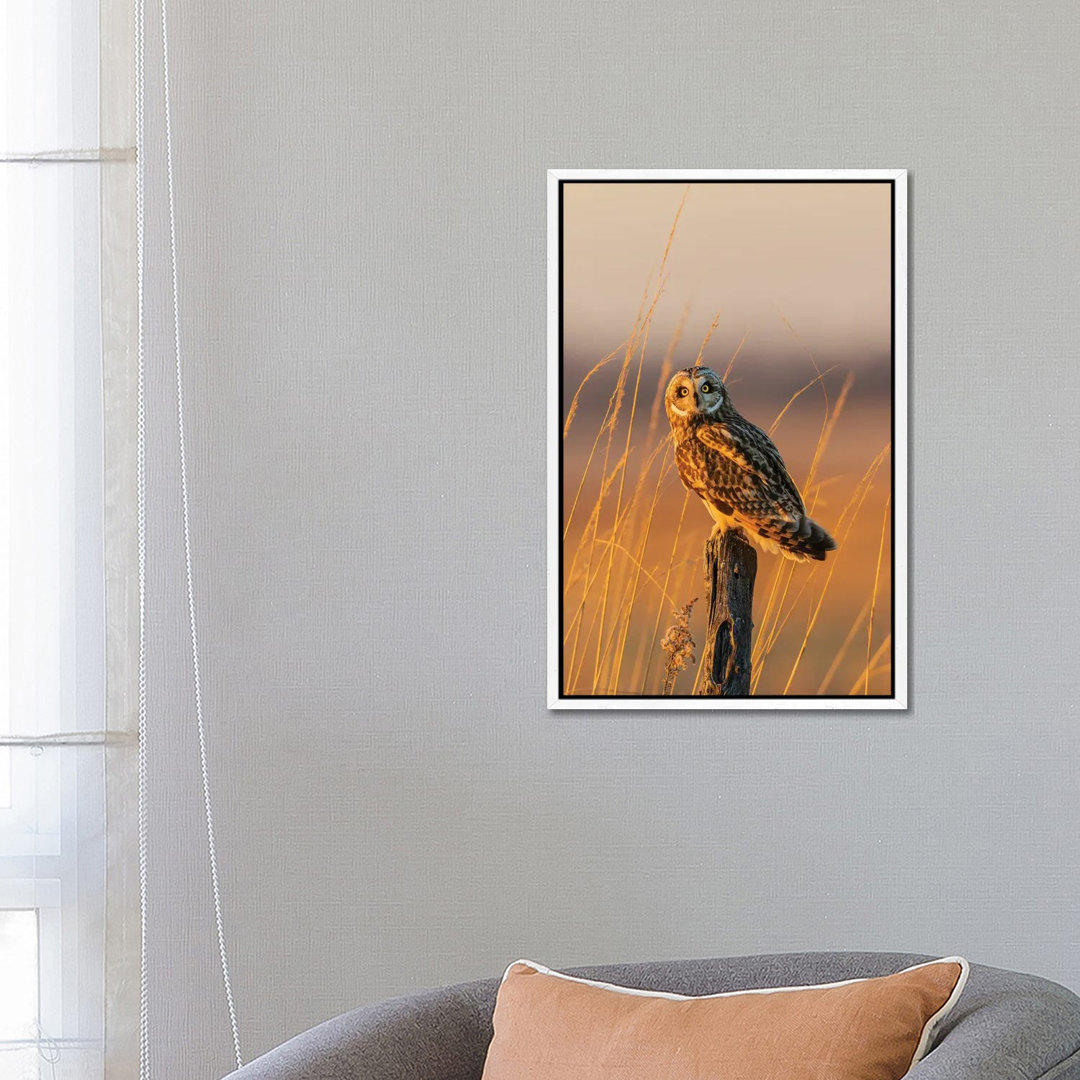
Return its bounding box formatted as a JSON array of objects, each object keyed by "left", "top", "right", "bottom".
[{"left": 1, "top": 2, "right": 138, "bottom": 1077}]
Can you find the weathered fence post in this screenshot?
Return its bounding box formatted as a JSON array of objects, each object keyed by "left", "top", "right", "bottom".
[{"left": 699, "top": 530, "right": 757, "bottom": 696}]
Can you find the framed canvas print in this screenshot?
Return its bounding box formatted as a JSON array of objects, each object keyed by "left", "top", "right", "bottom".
[{"left": 547, "top": 170, "right": 907, "bottom": 709}]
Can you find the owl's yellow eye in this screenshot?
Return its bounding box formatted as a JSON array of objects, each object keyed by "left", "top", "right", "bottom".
[
  {"left": 677, "top": 386, "right": 689, "bottom": 397},
  {"left": 700, "top": 383, "right": 712, "bottom": 394}
]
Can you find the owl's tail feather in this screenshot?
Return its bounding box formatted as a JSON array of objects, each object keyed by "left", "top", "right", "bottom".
[{"left": 776, "top": 515, "right": 837, "bottom": 562}]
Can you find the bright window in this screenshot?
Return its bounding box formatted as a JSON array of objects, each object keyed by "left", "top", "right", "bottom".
[
  {"left": 0, "top": 910, "right": 39, "bottom": 1079},
  {"left": 2, "top": 2, "right": 108, "bottom": 1077}
]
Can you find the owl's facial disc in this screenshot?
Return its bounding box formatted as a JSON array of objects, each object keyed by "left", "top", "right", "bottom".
[
  {"left": 665, "top": 367, "right": 725, "bottom": 419},
  {"left": 695, "top": 370, "right": 725, "bottom": 413},
  {"left": 666, "top": 374, "right": 696, "bottom": 415}
]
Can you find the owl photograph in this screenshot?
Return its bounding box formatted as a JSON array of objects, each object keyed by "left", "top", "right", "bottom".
[{"left": 550, "top": 172, "right": 905, "bottom": 707}]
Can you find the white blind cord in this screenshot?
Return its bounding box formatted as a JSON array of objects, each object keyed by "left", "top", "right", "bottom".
[
  {"left": 133, "top": 0, "right": 151, "bottom": 1074},
  {"left": 134, "top": 0, "right": 244, "bottom": 1070},
  {"left": 158, "top": 0, "right": 244, "bottom": 1065}
]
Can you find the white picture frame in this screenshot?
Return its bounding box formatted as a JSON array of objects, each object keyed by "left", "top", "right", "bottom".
[{"left": 548, "top": 170, "right": 907, "bottom": 709}]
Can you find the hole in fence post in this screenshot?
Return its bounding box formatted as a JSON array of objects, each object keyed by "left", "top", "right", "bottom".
[{"left": 713, "top": 618, "right": 732, "bottom": 685}]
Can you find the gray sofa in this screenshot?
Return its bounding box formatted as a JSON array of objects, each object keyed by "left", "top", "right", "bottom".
[{"left": 224, "top": 952, "right": 1080, "bottom": 1079}]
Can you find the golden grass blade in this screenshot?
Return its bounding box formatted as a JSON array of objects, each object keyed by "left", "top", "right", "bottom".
[
  {"left": 563, "top": 340, "right": 629, "bottom": 438},
  {"left": 609, "top": 468, "right": 665, "bottom": 686},
  {"left": 639, "top": 489, "right": 691, "bottom": 693},
  {"left": 564, "top": 449, "right": 628, "bottom": 689},
  {"left": 562, "top": 361, "right": 630, "bottom": 543},
  {"left": 771, "top": 311, "right": 850, "bottom": 526},
  {"left": 780, "top": 441, "right": 891, "bottom": 695},
  {"left": 594, "top": 576, "right": 655, "bottom": 687},
  {"left": 590, "top": 192, "right": 689, "bottom": 692},
  {"left": 751, "top": 565, "right": 821, "bottom": 692},
  {"left": 748, "top": 364, "right": 856, "bottom": 693},
  {"left": 612, "top": 435, "right": 675, "bottom": 555},
  {"left": 757, "top": 445, "right": 884, "bottom": 693},
  {"left": 814, "top": 596, "right": 873, "bottom": 695},
  {"left": 593, "top": 325, "right": 653, "bottom": 691},
  {"left": 774, "top": 306, "right": 831, "bottom": 474},
  {"left": 751, "top": 557, "right": 799, "bottom": 679},
  {"left": 827, "top": 442, "right": 891, "bottom": 539},
  {"left": 579, "top": 326, "right": 639, "bottom": 688},
  {"left": 664, "top": 557, "right": 700, "bottom": 695},
  {"left": 751, "top": 556, "right": 790, "bottom": 660},
  {"left": 569, "top": 439, "right": 668, "bottom": 688},
  {"left": 578, "top": 452, "right": 675, "bottom": 690},
  {"left": 563, "top": 279, "right": 650, "bottom": 660},
  {"left": 767, "top": 365, "right": 839, "bottom": 438},
  {"left": 753, "top": 365, "right": 855, "bottom": 683},
  {"left": 849, "top": 634, "right": 892, "bottom": 696},
  {"left": 747, "top": 366, "right": 847, "bottom": 687},
  {"left": 721, "top": 328, "right": 751, "bottom": 384},
  {"left": 659, "top": 186, "right": 691, "bottom": 278},
  {"left": 801, "top": 371, "right": 853, "bottom": 510},
  {"left": 610, "top": 442, "right": 676, "bottom": 692},
  {"left": 692, "top": 312, "right": 723, "bottom": 372},
  {"left": 864, "top": 491, "right": 892, "bottom": 695},
  {"left": 748, "top": 554, "right": 788, "bottom": 667},
  {"left": 563, "top": 449, "right": 628, "bottom": 603},
  {"left": 591, "top": 539, "right": 678, "bottom": 607},
  {"left": 646, "top": 304, "right": 690, "bottom": 442}
]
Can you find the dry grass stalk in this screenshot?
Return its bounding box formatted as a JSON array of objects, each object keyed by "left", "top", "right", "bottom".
[
  {"left": 635, "top": 489, "right": 691, "bottom": 693},
  {"left": 721, "top": 328, "right": 751, "bottom": 383},
  {"left": 563, "top": 340, "right": 630, "bottom": 439},
  {"left": 850, "top": 635, "right": 892, "bottom": 695},
  {"left": 815, "top": 595, "right": 873, "bottom": 695},
  {"left": 589, "top": 195, "right": 689, "bottom": 693},
  {"left": 864, "top": 491, "right": 892, "bottom": 694},
  {"left": 778, "top": 441, "right": 892, "bottom": 694},
  {"left": 661, "top": 598, "right": 698, "bottom": 695}
]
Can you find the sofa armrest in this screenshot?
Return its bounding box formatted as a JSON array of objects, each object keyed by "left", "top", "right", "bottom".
[
  {"left": 221, "top": 979, "right": 496, "bottom": 1080},
  {"left": 910, "top": 965, "right": 1080, "bottom": 1080}
]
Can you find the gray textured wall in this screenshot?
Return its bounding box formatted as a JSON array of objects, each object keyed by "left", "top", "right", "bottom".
[{"left": 138, "top": 2, "right": 1080, "bottom": 1076}]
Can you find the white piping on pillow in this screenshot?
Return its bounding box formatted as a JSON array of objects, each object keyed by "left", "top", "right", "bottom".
[{"left": 501, "top": 956, "right": 970, "bottom": 1068}]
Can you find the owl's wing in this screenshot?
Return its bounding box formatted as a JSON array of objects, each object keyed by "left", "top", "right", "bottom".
[{"left": 694, "top": 417, "right": 806, "bottom": 517}]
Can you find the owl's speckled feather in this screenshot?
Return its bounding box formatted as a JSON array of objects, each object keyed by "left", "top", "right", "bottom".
[{"left": 665, "top": 366, "right": 836, "bottom": 562}]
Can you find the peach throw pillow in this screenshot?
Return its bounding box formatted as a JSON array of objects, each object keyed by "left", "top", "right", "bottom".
[{"left": 481, "top": 957, "right": 968, "bottom": 1080}]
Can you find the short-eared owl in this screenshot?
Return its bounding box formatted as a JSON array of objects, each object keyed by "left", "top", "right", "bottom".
[{"left": 665, "top": 366, "right": 836, "bottom": 562}]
